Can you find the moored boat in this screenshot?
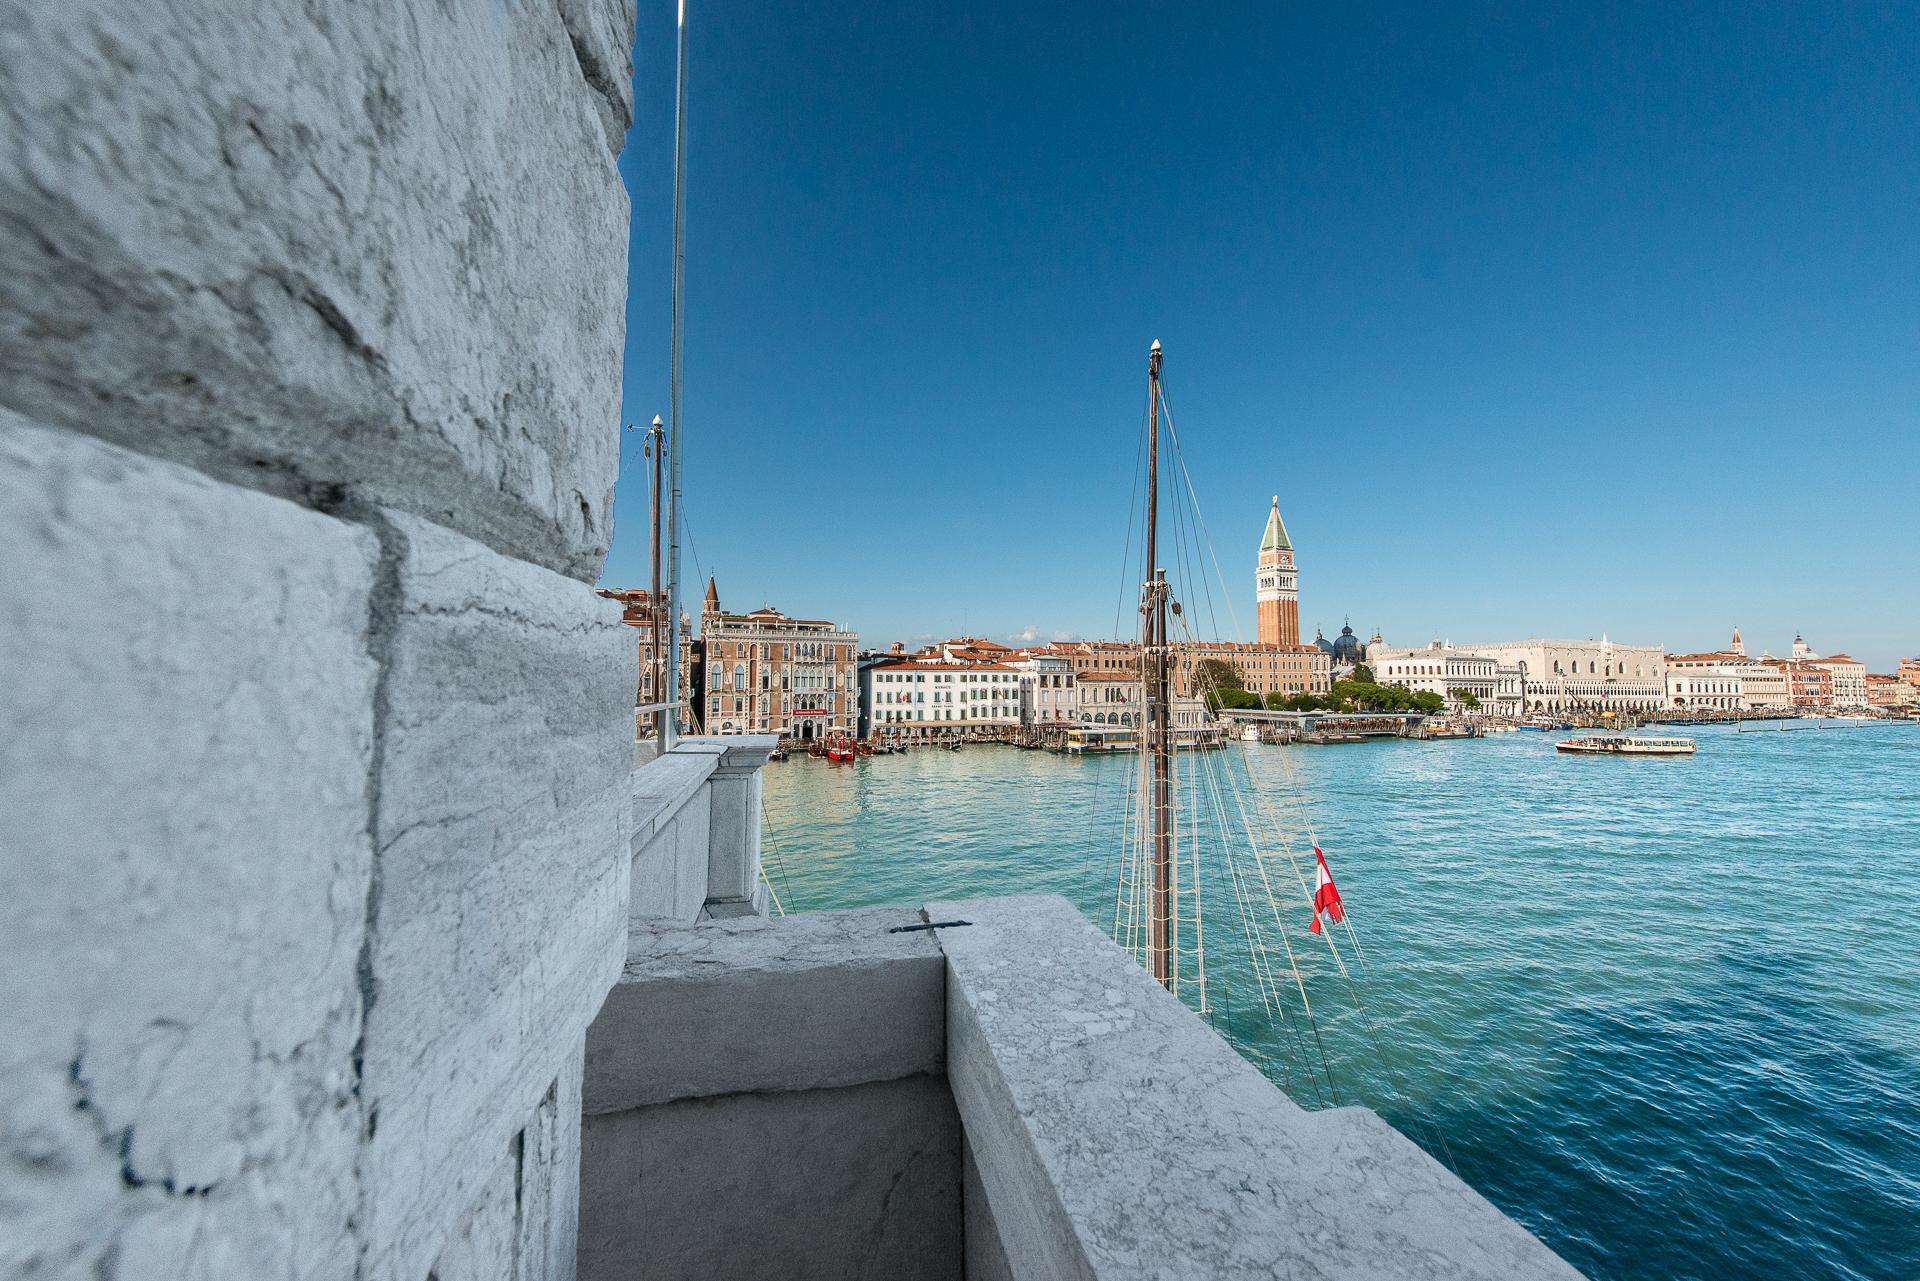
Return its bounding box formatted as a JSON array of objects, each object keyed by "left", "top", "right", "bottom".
[{"left": 1555, "top": 734, "right": 1695, "bottom": 756}]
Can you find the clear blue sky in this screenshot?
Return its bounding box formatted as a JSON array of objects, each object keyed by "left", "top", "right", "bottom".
[{"left": 604, "top": 2, "right": 1918, "bottom": 670}]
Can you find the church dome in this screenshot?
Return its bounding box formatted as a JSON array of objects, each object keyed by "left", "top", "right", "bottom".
[{"left": 1328, "top": 623, "right": 1364, "bottom": 664}]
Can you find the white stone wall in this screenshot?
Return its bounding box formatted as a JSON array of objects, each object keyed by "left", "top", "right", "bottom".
[{"left": 1, "top": 3, "right": 637, "bottom": 1277}]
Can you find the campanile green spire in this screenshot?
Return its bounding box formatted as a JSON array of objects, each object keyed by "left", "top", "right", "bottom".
[{"left": 1260, "top": 495, "right": 1291, "bottom": 552}]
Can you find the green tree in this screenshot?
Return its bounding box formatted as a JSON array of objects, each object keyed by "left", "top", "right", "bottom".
[
  {"left": 1208, "top": 687, "right": 1263, "bottom": 711},
  {"left": 1191, "top": 657, "right": 1245, "bottom": 699},
  {"left": 1448, "top": 688, "right": 1482, "bottom": 710},
  {"left": 1413, "top": 690, "right": 1446, "bottom": 714},
  {"left": 1351, "top": 663, "right": 1374, "bottom": 685},
  {"left": 1268, "top": 692, "right": 1324, "bottom": 711}
]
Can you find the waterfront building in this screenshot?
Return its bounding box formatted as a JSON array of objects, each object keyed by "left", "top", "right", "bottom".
[
  {"left": 1901, "top": 658, "right": 1920, "bottom": 691},
  {"left": 1810, "top": 653, "right": 1868, "bottom": 709},
  {"left": 912, "top": 635, "right": 1021, "bottom": 665},
  {"left": 1026, "top": 639, "right": 1146, "bottom": 675},
  {"left": 1737, "top": 655, "right": 1792, "bottom": 709},
  {"left": 700, "top": 578, "right": 859, "bottom": 739},
  {"left": 1070, "top": 670, "right": 1211, "bottom": 733},
  {"left": 1014, "top": 652, "right": 1078, "bottom": 731},
  {"left": 1463, "top": 637, "right": 1667, "bottom": 715},
  {"left": 1769, "top": 658, "right": 1834, "bottom": 709},
  {"left": 1029, "top": 639, "right": 1329, "bottom": 697},
  {"left": 1172, "top": 641, "right": 1331, "bottom": 700},
  {"left": 861, "top": 654, "right": 1023, "bottom": 738},
  {"left": 1663, "top": 654, "right": 1745, "bottom": 711},
  {"left": 1866, "top": 673, "right": 1914, "bottom": 711},
  {"left": 1256, "top": 496, "right": 1300, "bottom": 647},
  {"left": 596, "top": 587, "right": 696, "bottom": 728},
  {"left": 1370, "top": 641, "right": 1524, "bottom": 716},
  {"left": 1663, "top": 640, "right": 1801, "bottom": 712}
]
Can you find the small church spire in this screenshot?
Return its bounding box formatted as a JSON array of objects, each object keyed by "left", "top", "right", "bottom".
[{"left": 702, "top": 575, "right": 719, "bottom": 613}]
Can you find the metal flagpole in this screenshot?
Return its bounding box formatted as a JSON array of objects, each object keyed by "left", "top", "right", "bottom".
[
  {"left": 647, "top": 415, "right": 667, "bottom": 743},
  {"left": 663, "top": 0, "right": 689, "bottom": 748}
]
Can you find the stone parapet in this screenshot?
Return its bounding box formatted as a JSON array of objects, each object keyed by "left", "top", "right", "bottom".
[
  {"left": 577, "top": 898, "right": 1584, "bottom": 1281},
  {"left": 935, "top": 895, "right": 1583, "bottom": 1281},
  {"left": 584, "top": 906, "right": 946, "bottom": 1114},
  {"left": 579, "top": 906, "right": 957, "bottom": 1281},
  {"left": 628, "top": 736, "right": 778, "bottom": 924}
]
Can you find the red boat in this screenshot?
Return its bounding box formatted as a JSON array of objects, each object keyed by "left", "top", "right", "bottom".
[{"left": 825, "top": 738, "right": 856, "bottom": 762}]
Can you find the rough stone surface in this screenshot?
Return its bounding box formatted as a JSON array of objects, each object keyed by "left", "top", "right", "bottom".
[
  {"left": 358, "top": 512, "right": 634, "bottom": 1280},
  {"left": 629, "top": 750, "right": 719, "bottom": 923},
  {"left": 584, "top": 907, "right": 946, "bottom": 1114},
  {"left": 962, "top": 1143, "right": 1015, "bottom": 1281},
  {"left": 555, "top": 0, "right": 637, "bottom": 154},
  {"left": 427, "top": 1139, "right": 520, "bottom": 1281},
  {"left": 513, "top": 1045, "right": 587, "bottom": 1281},
  {"left": 578, "top": 1076, "right": 962, "bottom": 1281},
  {"left": 0, "top": 0, "right": 631, "bottom": 582},
  {"left": 428, "top": 1045, "right": 586, "bottom": 1281},
  {"left": 930, "top": 895, "right": 1585, "bottom": 1281},
  {"left": 0, "top": 415, "right": 377, "bottom": 1279}
]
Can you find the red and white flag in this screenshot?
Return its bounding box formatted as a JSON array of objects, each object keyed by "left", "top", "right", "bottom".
[{"left": 1309, "top": 846, "right": 1344, "bottom": 934}]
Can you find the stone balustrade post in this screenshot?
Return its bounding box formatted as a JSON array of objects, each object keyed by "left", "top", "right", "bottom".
[{"left": 685, "top": 736, "right": 776, "bottom": 917}]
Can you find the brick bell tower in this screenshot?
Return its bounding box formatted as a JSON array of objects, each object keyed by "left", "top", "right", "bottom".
[{"left": 1256, "top": 496, "right": 1298, "bottom": 647}]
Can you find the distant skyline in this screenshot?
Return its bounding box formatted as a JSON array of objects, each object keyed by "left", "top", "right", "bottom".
[{"left": 604, "top": 2, "right": 1918, "bottom": 670}]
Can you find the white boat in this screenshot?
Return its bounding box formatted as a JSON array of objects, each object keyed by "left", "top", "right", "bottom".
[{"left": 1555, "top": 734, "right": 1695, "bottom": 756}]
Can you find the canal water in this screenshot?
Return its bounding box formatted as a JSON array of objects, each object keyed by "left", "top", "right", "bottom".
[{"left": 760, "top": 723, "right": 1920, "bottom": 1281}]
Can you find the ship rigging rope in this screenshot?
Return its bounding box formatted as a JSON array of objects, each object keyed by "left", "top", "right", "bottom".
[
  {"left": 1235, "top": 746, "right": 1461, "bottom": 1165},
  {"left": 1169, "top": 604, "right": 1340, "bottom": 1103},
  {"left": 1176, "top": 708, "right": 1325, "bottom": 1100},
  {"left": 1137, "top": 362, "right": 1467, "bottom": 1147},
  {"left": 1111, "top": 380, "right": 1153, "bottom": 644},
  {"left": 757, "top": 795, "right": 798, "bottom": 916},
  {"left": 1100, "top": 353, "right": 1465, "bottom": 1138},
  {"left": 1157, "top": 386, "right": 1248, "bottom": 643}
]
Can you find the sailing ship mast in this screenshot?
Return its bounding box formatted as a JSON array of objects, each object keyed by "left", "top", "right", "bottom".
[
  {"left": 1141, "top": 340, "right": 1174, "bottom": 988},
  {"left": 1100, "top": 343, "right": 1432, "bottom": 1128}
]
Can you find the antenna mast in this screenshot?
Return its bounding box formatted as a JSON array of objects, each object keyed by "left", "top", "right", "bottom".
[{"left": 1142, "top": 341, "right": 1174, "bottom": 989}]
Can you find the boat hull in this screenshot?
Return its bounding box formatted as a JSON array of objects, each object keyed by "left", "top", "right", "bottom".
[{"left": 1556, "top": 736, "right": 1695, "bottom": 756}]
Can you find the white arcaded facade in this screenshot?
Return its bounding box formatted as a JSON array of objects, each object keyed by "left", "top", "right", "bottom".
[
  {"left": 1369, "top": 642, "right": 1525, "bottom": 716},
  {"left": 1465, "top": 638, "right": 1667, "bottom": 715}
]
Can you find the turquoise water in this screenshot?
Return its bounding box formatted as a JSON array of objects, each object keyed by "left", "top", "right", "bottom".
[{"left": 760, "top": 724, "right": 1920, "bottom": 1281}]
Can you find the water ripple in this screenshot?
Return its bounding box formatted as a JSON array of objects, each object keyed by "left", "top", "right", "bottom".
[{"left": 762, "top": 725, "right": 1920, "bottom": 1280}]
